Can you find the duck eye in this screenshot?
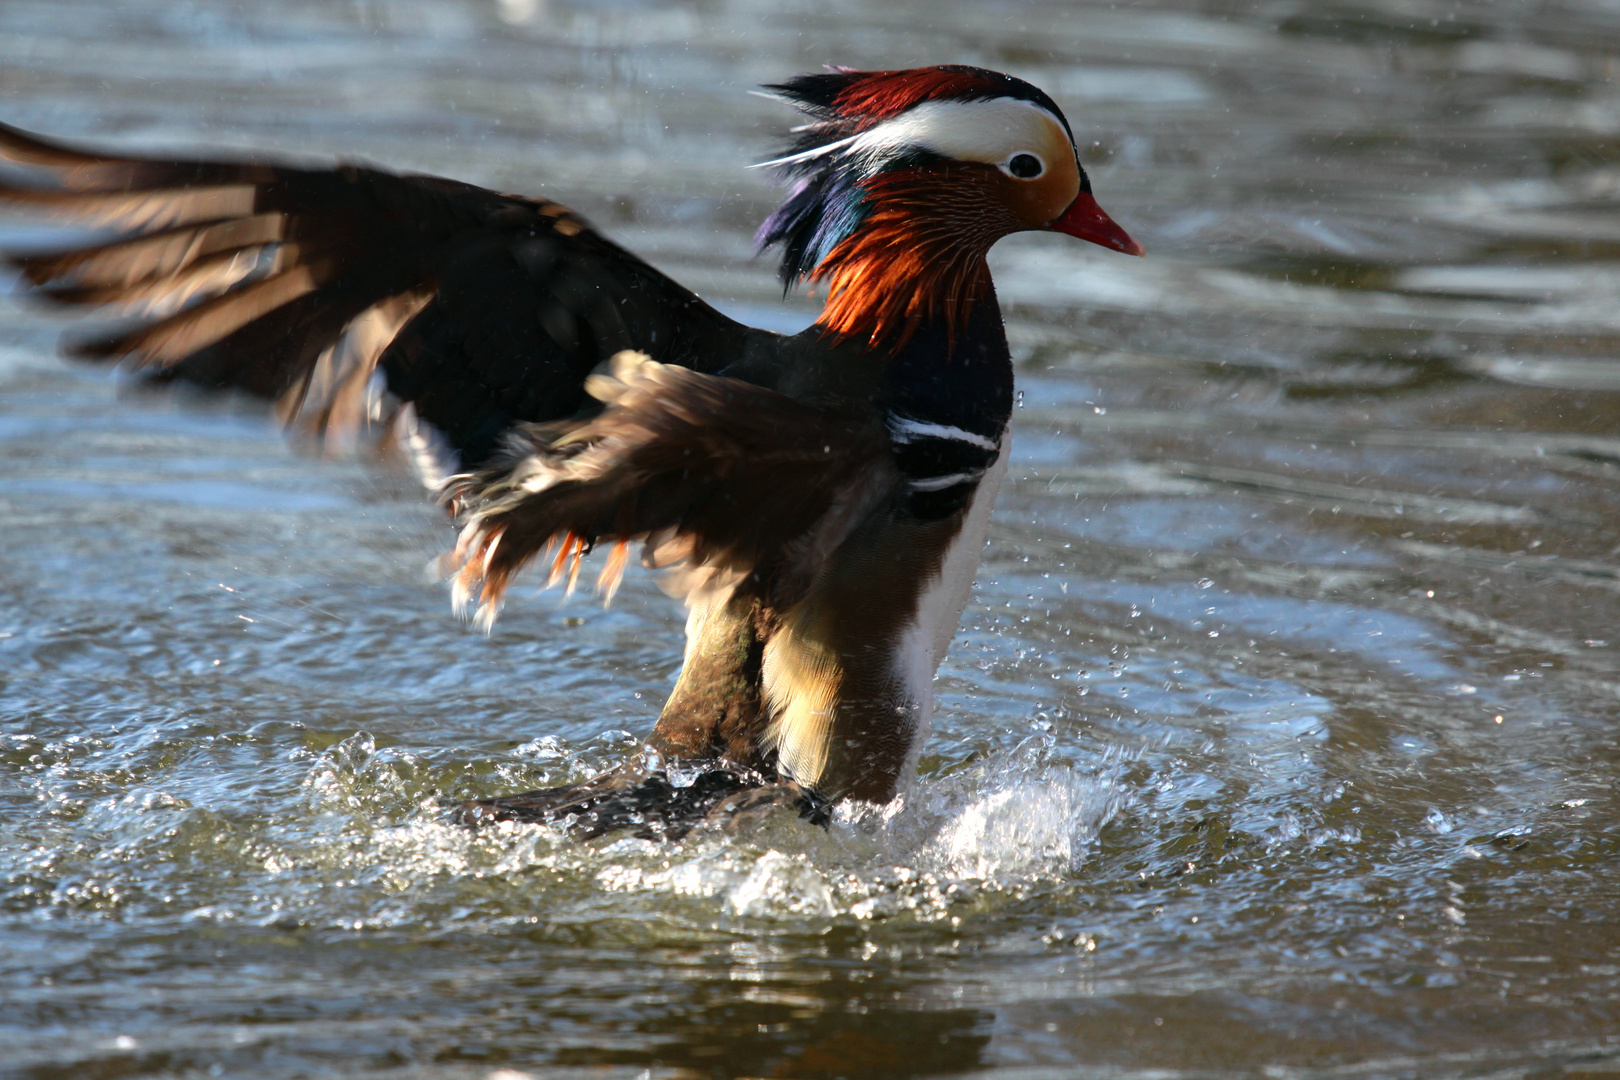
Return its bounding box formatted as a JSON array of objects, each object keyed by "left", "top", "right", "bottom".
[{"left": 1006, "top": 153, "right": 1044, "bottom": 179}]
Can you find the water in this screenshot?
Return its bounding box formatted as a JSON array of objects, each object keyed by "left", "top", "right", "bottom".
[{"left": 3, "top": 1, "right": 1619, "bottom": 1076}]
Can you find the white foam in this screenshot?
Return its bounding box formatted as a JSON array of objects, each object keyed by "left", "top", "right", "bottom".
[
  {"left": 582, "top": 741, "right": 1126, "bottom": 922},
  {"left": 726, "top": 852, "right": 836, "bottom": 918},
  {"left": 929, "top": 771, "right": 1120, "bottom": 879}
]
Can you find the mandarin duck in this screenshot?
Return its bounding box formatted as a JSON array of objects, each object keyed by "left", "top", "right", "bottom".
[{"left": 0, "top": 66, "right": 1141, "bottom": 839}]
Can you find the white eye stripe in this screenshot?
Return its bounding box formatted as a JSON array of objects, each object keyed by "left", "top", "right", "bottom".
[
  {"left": 757, "top": 97, "right": 1071, "bottom": 172},
  {"left": 863, "top": 98, "right": 1067, "bottom": 165},
  {"left": 753, "top": 133, "right": 862, "bottom": 169}
]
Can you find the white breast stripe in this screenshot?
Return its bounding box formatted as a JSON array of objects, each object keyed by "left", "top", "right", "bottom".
[
  {"left": 888, "top": 416, "right": 1000, "bottom": 451},
  {"left": 908, "top": 470, "right": 984, "bottom": 492}
]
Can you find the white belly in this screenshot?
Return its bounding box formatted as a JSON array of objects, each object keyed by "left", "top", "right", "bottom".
[
  {"left": 892, "top": 437, "right": 1009, "bottom": 778},
  {"left": 761, "top": 439, "right": 1009, "bottom": 800}
]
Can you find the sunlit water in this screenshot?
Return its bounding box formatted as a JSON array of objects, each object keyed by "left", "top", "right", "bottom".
[{"left": 3, "top": 1, "right": 1620, "bottom": 1077}]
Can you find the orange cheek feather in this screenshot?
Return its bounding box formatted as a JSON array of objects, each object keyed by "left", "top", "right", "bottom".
[{"left": 1001, "top": 132, "right": 1081, "bottom": 228}]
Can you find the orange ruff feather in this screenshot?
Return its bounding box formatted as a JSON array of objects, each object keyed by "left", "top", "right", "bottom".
[{"left": 812, "top": 166, "right": 1018, "bottom": 351}]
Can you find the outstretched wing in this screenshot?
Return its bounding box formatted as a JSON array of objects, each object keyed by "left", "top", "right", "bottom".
[
  {"left": 0, "top": 122, "right": 756, "bottom": 471},
  {"left": 447, "top": 351, "right": 894, "bottom": 627}
]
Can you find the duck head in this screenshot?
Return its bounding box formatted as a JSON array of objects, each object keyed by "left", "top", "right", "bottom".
[{"left": 756, "top": 65, "right": 1143, "bottom": 349}]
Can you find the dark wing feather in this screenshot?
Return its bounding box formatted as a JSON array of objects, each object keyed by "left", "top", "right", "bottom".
[
  {"left": 0, "top": 122, "right": 755, "bottom": 469},
  {"left": 448, "top": 351, "right": 893, "bottom": 627}
]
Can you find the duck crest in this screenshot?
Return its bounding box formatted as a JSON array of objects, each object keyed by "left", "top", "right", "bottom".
[{"left": 755, "top": 66, "right": 1072, "bottom": 353}]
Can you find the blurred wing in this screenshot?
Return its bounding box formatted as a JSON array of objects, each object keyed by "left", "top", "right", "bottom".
[
  {"left": 448, "top": 351, "right": 893, "bottom": 627},
  {"left": 0, "top": 122, "right": 753, "bottom": 472}
]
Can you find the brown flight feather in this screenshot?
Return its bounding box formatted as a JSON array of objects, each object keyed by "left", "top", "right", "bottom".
[
  {"left": 446, "top": 351, "right": 893, "bottom": 628},
  {"left": 0, "top": 120, "right": 753, "bottom": 467}
]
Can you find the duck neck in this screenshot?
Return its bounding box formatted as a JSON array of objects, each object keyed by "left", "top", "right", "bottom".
[{"left": 877, "top": 285, "right": 1013, "bottom": 441}]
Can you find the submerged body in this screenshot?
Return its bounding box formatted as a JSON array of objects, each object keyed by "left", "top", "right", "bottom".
[{"left": 0, "top": 66, "right": 1140, "bottom": 835}]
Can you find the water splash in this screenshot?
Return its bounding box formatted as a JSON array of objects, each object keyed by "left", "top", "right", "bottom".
[{"left": 582, "top": 739, "right": 1125, "bottom": 922}]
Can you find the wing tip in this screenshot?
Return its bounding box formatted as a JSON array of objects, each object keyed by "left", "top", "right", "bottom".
[
  {"left": 0, "top": 121, "right": 88, "bottom": 167},
  {"left": 62, "top": 330, "right": 130, "bottom": 361}
]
